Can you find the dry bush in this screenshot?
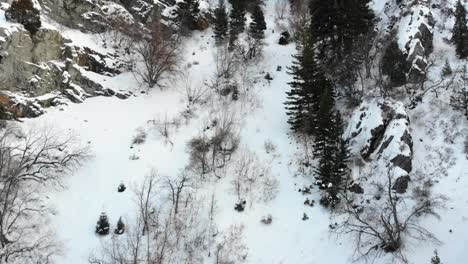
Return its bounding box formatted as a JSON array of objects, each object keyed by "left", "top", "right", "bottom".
[
  {"left": 187, "top": 113, "right": 240, "bottom": 178},
  {"left": 131, "top": 127, "right": 147, "bottom": 145},
  {"left": 231, "top": 149, "right": 279, "bottom": 206},
  {"left": 134, "top": 20, "right": 182, "bottom": 89},
  {"left": 335, "top": 170, "right": 445, "bottom": 262},
  {"left": 213, "top": 225, "right": 248, "bottom": 264}
]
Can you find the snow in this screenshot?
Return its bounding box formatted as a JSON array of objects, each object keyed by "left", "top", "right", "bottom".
[{"left": 2, "top": 0, "right": 467, "bottom": 263}]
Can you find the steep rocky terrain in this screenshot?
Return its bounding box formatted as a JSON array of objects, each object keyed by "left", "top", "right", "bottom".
[{"left": 0, "top": 0, "right": 467, "bottom": 263}]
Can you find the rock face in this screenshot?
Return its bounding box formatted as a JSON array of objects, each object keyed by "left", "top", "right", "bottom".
[
  {"left": 348, "top": 99, "right": 413, "bottom": 176},
  {"left": 399, "top": 4, "right": 434, "bottom": 84},
  {"left": 0, "top": 24, "right": 125, "bottom": 118}
]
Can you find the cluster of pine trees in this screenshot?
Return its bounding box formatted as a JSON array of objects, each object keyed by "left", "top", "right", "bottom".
[
  {"left": 213, "top": 0, "right": 266, "bottom": 51},
  {"left": 285, "top": 0, "right": 375, "bottom": 207},
  {"left": 452, "top": 0, "right": 468, "bottom": 59},
  {"left": 176, "top": 0, "right": 201, "bottom": 32}
]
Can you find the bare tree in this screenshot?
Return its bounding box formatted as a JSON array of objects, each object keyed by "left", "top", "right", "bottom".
[
  {"left": 187, "top": 132, "right": 211, "bottom": 176},
  {"left": 214, "top": 225, "right": 248, "bottom": 264},
  {"left": 149, "top": 114, "right": 181, "bottom": 147},
  {"left": 134, "top": 170, "right": 160, "bottom": 236},
  {"left": 274, "top": 0, "right": 288, "bottom": 20},
  {"left": 134, "top": 20, "right": 182, "bottom": 89},
  {"left": 210, "top": 113, "right": 240, "bottom": 175},
  {"left": 335, "top": 169, "right": 445, "bottom": 262},
  {"left": 162, "top": 170, "right": 195, "bottom": 218},
  {"left": 288, "top": 0, "right": 310, "bottom": 39},
  {"left": 0, "top": 124, "right": 88, "bottom": 263},
  {"left": 209, "top": 44, "right": 240, "bottom": 92}
]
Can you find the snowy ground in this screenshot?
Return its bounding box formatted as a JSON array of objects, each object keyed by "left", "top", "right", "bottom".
[{"left": 13, "top": 0, "right": 468, "bottom": 263}]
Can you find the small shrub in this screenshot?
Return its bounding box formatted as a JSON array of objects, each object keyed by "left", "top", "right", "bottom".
[
  {"left": 264, "top": 139, "right": 277, "bottom": 154},
  {"left": 234, "top": 200, "right": 246, "bottom": 212},
  {"left": 131, "top": 128, "right": 147, "bottom": 145},
  {"left": 260, "top": 214, "right": 273, "bottom": 225},
  {"left": 117, "top": 183, "right": 126, "bottom": 193}
]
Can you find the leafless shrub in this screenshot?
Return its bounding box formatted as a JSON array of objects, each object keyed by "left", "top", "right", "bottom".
[
  {"left": 180, "top": 74, "right": 209, "bottom": 110},
  {"left": 210, "top": 113, "right": 240, "bottom": 174},
  {"left": 131, "top": 127, "right": 147, "bottom": 145},
  {"left": 134, "top": 20, "right": 182, "bottom": 89},
  {"left": 0, "top": 124, "right": 88, "bottom": 263},
  {"left": 149, "top": 114, "right": 181, "bottom": 146},
  {"left": 97, "top": 16, "right": 144, "bottom": 52},
  {"left": 209, "top": 44, "right": 239, "bottom": 92},
  {"left": 336, "top": 170, "right": 445, "bottom": 262},
  {"left": 231, "top": 149, "right": 279, "bottom": 206},
  {"left": 263, "top": 139, "right": 277, "bottom": 155},
  {"left": 187, "top": 133, "right": 211, "bottom": 176},
  {"left": 214, "top": 225, "right": 248, "bottom": 264},
  {"left": 187, "top": 113, "right": 240, "bottom": 178}
]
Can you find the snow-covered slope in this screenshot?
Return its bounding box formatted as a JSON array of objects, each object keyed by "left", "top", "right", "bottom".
[{"left": 1, "top": 0, "right": 467, "bottom": 263}]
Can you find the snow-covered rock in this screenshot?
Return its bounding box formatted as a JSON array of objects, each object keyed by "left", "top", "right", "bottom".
[
  {"left": 398, "top": 2, "right": 435, "bottom": 84},
  {"left": 347, "top": 99, "right": 413, "bottom": 176}
]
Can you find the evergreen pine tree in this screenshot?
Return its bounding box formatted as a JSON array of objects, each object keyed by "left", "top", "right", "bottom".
[
  {"left": 176, "top": 0, "right": 200, "bottom": 32},
  {"left": 285, "top": 32, "right": 324, "bottom": 134},
  {"left": 95, "top": 212, "right": 110, "bottom": 235},
  {"left": 452, "top": 0, "right": 468, "bottom": 59},
  {"left": 382, "top": 40, "right": 408, "bottom": 87},
  {"left": 114, "top": 217, "right": 125, "bottom": 235},
  {"left": 441, "top": 59, "right": 453, "bottom": 77},
  {"left": 313, "top": 86, "right": 349, "bottom": 208},
  {"left": 249, "top": 3, "right": 267, "bottom": 41},
  {"left": 309, "top": 0, "right": 374, "bottom": 65},
  {"left": 431, "top": 250, "right": 441, "bottom": 264},
  {"left": 450, "top": 66, "right": 468, "bottom": 119},
  {"left": 228, "top": 0, "right": 246, "bottom": 46},
  {"left": 213, "top": 0, "right": 229, "bottom": 44}
]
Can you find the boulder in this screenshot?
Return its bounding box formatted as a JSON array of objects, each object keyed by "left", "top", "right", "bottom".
[{"left": 348, "top": 99, "right": 413, "bottom": 175}]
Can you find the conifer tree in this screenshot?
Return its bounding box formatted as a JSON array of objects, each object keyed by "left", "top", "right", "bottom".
[
  {"left": 450, "top": 66, "right": 468, "bottom": 119},
  {"left": 114, "top": 217, "right": 125, "bottom": 235},
  {"left": 249, "top": 3, "right": 267, "bottom": 41},
  {"left": 285, "top": 32, "right": 325, "bottom": 134},
  {"left": 452, "top": 0, "right": 468, "bottom": 59},
  {"left": 441, "top": 59, "right": 453, "bottom": 77},
  {"left": 95, "top": 212, "right": 110, "bottom": 235},
  {"left": 431, "top": 250, "right": 442, "bottom": 264},
  {"left": 309, "top": 0, "right": 374, "bottom": 65},
  {"left": 176, "top": 0, "right": 200, "bottom": 32},
  {"left": 228, "top": 0, "right": 246, "bottom": 46},
  {"left": 313, "top": 86, "right": 349, "bottom": 208},
  {"left": 213, "top": 0, "right": 229, "bottom": 44}
]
